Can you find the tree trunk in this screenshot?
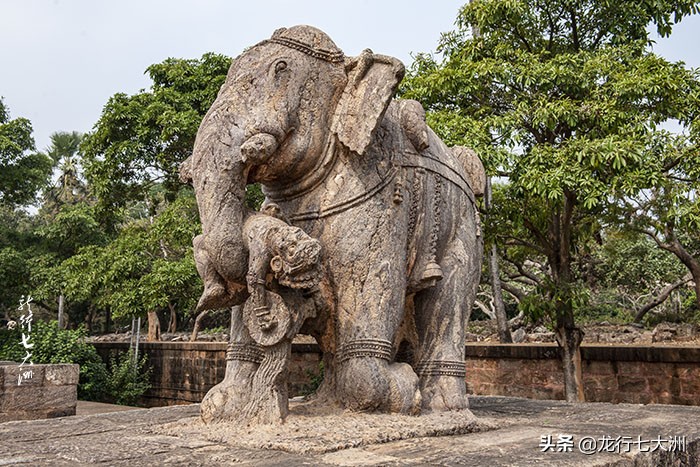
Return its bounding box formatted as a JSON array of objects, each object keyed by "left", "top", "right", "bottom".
[
  {"left": 147, "top": 310, "right": 161, "bottom": 341},
  {"left": 190, "top": 309, "right": 210, "bottom": 341},
  {"left": 551, "top": 191, "right": 584, "bottom": 402},
  {"left": 167, "top": 302, "right": 177, "bottom": 333},
  {"left": 485, "top": 177, "right": 512, "bottom": 343},
  {"left": 489, "top": 244, "right": 512, "bottom": 343},
  {"left": 57, "top": 294, "right": 65, "bottom": 329},
  {"left": 555, "top": 322, "right": 585, "bottom": 402},
  {"left": 105, "top": 308, "right": 112, "bottom": 333},
  {"left": 85, "top": 305, "right": 94, "bottom": 333},
  {"left": 647, "top": 231, "right": 700, "bottom": 310}
]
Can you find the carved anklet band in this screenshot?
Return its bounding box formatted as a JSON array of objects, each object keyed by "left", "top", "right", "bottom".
[
  {"left": 227, "top": 343, "right": 264, "bottom": 364},
  {"left": 337, "top": 338, "right": 392, "bottom": 363},
  {"left": 415, "top": 360, "right": 466, "bottom": 378}
]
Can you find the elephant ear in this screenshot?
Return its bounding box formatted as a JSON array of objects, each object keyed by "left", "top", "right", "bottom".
[{"left": 331, "top": 49, "right": 405, "bottom": 156}]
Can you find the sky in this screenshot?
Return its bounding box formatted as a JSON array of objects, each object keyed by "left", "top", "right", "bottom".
[{"left": 1, "top": 0, "right": 699, "bottom": 153}]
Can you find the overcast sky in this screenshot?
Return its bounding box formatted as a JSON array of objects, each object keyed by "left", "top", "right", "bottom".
[{"left": 1, "top": 0, "right": 699, "bottom": 153}]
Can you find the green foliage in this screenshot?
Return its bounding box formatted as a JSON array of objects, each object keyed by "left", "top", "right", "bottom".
[
  {"left": 40, "top": 131, "right": 87, "bottom": 217},
  {"left": 37, "top": 204, "right": 106, "bottom": 259},
  {"left": 0, "top": 321, "right": 151, "bottom": 404},
  {"left": 519, "top": 279, "right": 590, "bottom": 324},
  {"left": 0, "top": 321, "right": 108, "bottom": 400},
  {"left": 0, "top": 99, "right": 53, "bottom": 208},
  {"left": 596, "top": 232, "right": 685, "bottom": 290},
  {"left": 302, "top": 361, "right": 324, "bottom": 396},
  {"left": 245, "top": 183, "right": 265, "bottom": 210},
  {"left": 403, "top": 0, "right": 700, "bottom": 330},
  {"left": 104, "top": 350, "right": 151, "bottom": 406},
  {"left": 0, "top": 247, "right": 32, "bottom": 313},
  {"left": 58, "top": 191, "right": 202, "bottom": 321},
  {"left": 82, "top": 53, "right": 231, "bottom": 226}
]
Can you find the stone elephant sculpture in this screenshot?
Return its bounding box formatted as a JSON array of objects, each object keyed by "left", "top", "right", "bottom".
[{"left": 180, "top": 25, "right": 484, "bottom": 422}]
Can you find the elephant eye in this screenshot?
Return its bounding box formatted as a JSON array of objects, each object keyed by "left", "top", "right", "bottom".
[{"left": 274, "top": 60, "right": 288, "bottom": 74}]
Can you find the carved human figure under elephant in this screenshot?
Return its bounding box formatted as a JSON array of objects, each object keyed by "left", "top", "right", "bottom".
[{"left": 180, "top": 25, "right": 485, "bottom": 424}]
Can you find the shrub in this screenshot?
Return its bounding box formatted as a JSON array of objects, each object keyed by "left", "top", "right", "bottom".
[
  {"left": 0, "top": 320, "right": 151, "bottom": 404},
  {"left": 104, "top": 350, "right": 151, "bottom": 406},
  {"left": 0, "top": 320, "right": 108, "bottom": 400}
]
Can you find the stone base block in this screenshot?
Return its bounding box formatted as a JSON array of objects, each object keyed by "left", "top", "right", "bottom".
[{"left": 0, "top": 363, "right": 78, "bottom": 422}]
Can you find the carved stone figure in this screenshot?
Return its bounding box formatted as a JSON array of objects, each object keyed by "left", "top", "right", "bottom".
[{"left": 181, "top": 25, "right": 484, "bottom": 423}]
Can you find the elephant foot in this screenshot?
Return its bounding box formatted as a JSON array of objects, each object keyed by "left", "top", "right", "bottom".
[
  {"left": 387, "top": 362, "right": 421, "bottom": 415},
  {"left": 338, "top": 358, "right": 421, "bottom": 414},
  {"left": 200, "top": 360, "right": 256, "bottom": 423},
  {"left": 420, "top": 375, "right": 469, "bottom": 412}
]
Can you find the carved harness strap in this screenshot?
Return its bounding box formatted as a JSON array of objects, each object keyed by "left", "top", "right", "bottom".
[
  {"left": 402, "top": 150, "right": 476, "bottom": 206},
  {"left": 288, "top": 166, "right": 400, "bottom": 222},
  {"left": 337, "top": 338, "right": 393, "bottom": 363}
]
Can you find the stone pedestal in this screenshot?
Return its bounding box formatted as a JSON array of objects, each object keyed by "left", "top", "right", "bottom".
[{"left": 0, "top": 363, "right": 79, "bottom": 422}]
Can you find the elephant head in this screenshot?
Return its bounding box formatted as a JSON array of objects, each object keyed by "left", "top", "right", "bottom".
[{"left": 181, "top": 25, "right": 405, "bottom": 307}]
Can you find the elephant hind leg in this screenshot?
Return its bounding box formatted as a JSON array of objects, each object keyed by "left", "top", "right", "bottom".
[{"left": 413, "top": 238, "right": 480, "bottom": 412}]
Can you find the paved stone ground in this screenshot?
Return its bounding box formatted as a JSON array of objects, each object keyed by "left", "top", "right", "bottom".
[
  {"left": 75, "top": 401, "right": 140, "bottom": 416},
  {"left": 0, "top": 396, "right": 698, "bottom": 466}
]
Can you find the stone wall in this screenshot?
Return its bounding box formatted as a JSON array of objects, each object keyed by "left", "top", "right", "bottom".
[
  {"left": 92, "top": 342, "right": 322, "bottom": 406},
  {"left": 465, "top": 344, "right": 700, "bottom": 405},
  {"left": 91, "top": 342, "right": 700, "bottom": 406},
  {"left": 0, "top": 363, "right": 79, "bottom": 421}
]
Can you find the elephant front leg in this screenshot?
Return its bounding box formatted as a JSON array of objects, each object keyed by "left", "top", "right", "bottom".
[
  {"left": 200, "top": 305, "right": 260, "bottom": 423},
  {"left": 333, "top": 260, "right": 421, "bottom": 414}
]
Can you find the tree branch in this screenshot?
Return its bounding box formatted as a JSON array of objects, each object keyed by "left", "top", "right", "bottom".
[{"left": 634, "top": 273, "right": 692, "bottom": 322}]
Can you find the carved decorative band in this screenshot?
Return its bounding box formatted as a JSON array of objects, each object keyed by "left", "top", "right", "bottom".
[
  {"left": 265, "top": 37, "right": 345, "bottom": 63},
  {"left": 226, "top": 343, "right": 264, "bottom": 364},
  {"left": 337, "top": 338, "right": 393, "bottom": 363},
  {"left": 415, "top": 360, "right": 466, "bottom": 378}
]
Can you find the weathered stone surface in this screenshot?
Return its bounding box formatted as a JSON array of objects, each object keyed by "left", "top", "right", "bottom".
[
  {"left": 1, "top": 397, "right": 699, "bottom": 465},
  {"left": 0, "top": 364, "right": 78, "bottom": 422},
  {"left": 182, "top": 24, "right": 484, "bottom": 423},
  {"left": 44, "top": 364, "right": 79, "bottom": 386}
]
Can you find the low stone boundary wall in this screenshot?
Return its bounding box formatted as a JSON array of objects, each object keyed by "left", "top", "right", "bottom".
[
  {"left": 91, "top": 342, "right": 700, "bottom": 406},
  {"left": 0, "top": 363, "right": 79, "bottom": 421},
  {"left": 92, "top": 342, "right": 321, "bottom": 406},
  {"left": 465, "top": 343, "right": 700, "bottom": 405}
]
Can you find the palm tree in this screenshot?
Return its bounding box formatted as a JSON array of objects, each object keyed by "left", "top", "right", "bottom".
[
  {"left": 42, "top": 131, "right": 86, "bottom": 328},
  {"left": 43, "top": 131, "right": 86, "bottom": 214}
]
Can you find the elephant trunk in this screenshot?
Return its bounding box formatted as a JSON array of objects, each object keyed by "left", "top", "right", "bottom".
[{"left": 186, "top": 112, "right": 252, "bottom": 307}]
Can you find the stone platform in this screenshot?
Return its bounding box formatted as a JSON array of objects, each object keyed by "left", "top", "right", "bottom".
[{"left": 0, "top": 396, "right": 698, "bottom": 465}]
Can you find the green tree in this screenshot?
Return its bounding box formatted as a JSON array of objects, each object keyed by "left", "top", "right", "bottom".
[
  {"left": 403, "top": 0, "right": 700, "bottom": 401},
  {"left": 0, "top": 99, "right": 53, "bottom": 208},
  {"left": 42, "top": 131, "right": 87, "bottom": 215},
  {"left": 0, "top": 100, "right": 53, "bottom": 316},
  {"left": 58, "top": 192, "right": 202, "bottom": 340},
  {"left": 613, "top": 130, "right": 700, "bottom": 313},
  {"left": 29, "top": 131, "right": 110, "bottom": 330},
  {"left": 81, "top": 53, "right": 231, "bottom": 227}
]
